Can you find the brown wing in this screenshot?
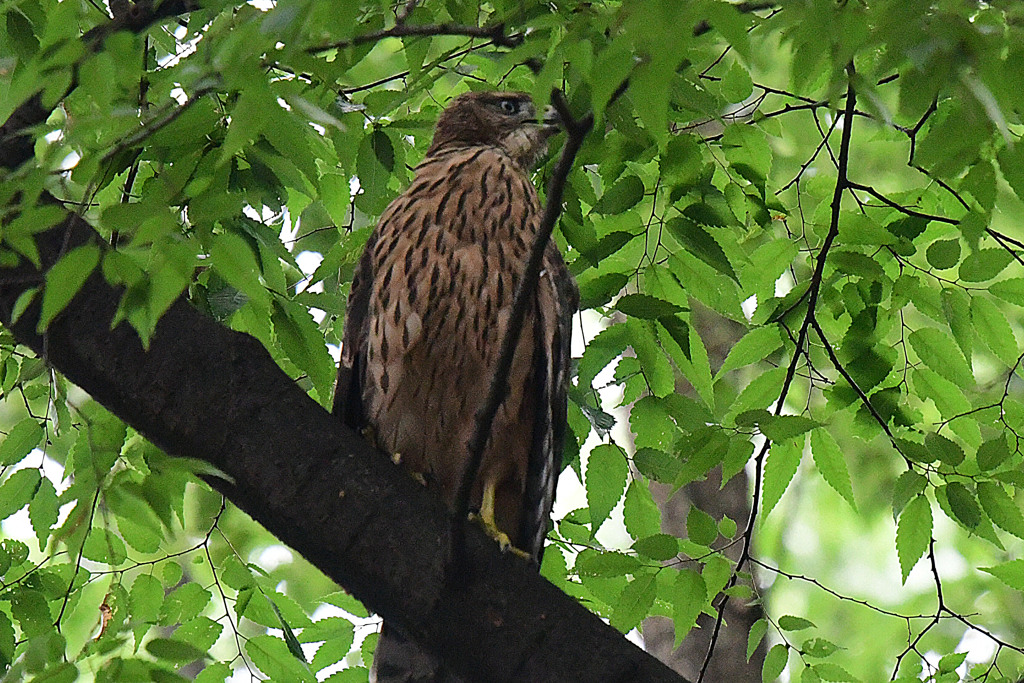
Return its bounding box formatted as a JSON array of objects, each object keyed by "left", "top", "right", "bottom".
[
  {"left": 333, "top": 229, "right": 377, "bottom": 430},
  {"left": 520, "top": 245, "right": 578, "bottom": 562}
]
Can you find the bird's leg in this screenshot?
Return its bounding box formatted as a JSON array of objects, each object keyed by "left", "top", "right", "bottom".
[{"left": 473, "top": 478, "right": 530, "bottom": 560}]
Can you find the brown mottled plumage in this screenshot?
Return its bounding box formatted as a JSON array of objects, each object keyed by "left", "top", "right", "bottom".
[{"left": 333, "top": 91, "right": 578, "bottom": 683}]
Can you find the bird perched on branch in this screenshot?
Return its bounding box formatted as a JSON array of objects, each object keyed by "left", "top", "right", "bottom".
[{"left": 333, "top": 91, "right": 578, "bottom": 682}]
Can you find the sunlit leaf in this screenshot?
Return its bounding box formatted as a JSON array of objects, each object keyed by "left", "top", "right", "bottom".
[{"left": 896, "top": 495, "right": 932, "bottom": 582}]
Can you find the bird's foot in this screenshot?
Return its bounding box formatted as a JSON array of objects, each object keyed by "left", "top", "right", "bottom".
[{"left": 469, "top": 512, "right": 530, "bottom": 560}]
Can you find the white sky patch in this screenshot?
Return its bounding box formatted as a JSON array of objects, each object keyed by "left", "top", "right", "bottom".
[
  {"left": 280, "top": 207, "right": 299, "bottom": 247},
  {"left": 956, "top": 628, "right": 998, "bottom": 676},
  {"left": 741, "top": 294, "right": 757, "bottom": 321},
  {"left": 252, "top": 544, "right": 293, "bottom": 572},
  {"left": 775, "top": 270, "right": 794, "bottom": 298}
]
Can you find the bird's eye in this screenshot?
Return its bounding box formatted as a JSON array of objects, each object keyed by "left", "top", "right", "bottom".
[{"left": 499, "top": 99, "right": 519, "bottom": 115}]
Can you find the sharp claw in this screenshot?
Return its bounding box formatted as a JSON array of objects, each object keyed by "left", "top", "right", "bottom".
[{"left": 469, "top": 512, "right": 530, "bottom": 559}]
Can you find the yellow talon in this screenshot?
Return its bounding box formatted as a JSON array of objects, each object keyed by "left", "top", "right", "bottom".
[{"left": 472, "top": 478, "right": 530, "bottom": 560}]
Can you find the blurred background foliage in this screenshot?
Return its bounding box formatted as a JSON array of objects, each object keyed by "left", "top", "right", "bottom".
[{"left": 2, "top": 0, "right": 1024, "bottom": 681}]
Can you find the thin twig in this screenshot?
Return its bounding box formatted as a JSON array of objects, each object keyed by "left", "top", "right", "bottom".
[
  {"left": 450, "top": 90, "right": 593, "bottom": 568},
  {"left": 307, "top": 22, "right": 521, "bottom": 54}
]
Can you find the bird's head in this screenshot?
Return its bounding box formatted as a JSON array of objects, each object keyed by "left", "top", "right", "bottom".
[{"left": 427, "top": 91, "right": 559, "bottom": 169}]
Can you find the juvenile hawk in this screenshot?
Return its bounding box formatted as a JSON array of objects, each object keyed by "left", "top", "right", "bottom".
[{"left": 333, "top": 91, "right": 578, "bottom": 682}]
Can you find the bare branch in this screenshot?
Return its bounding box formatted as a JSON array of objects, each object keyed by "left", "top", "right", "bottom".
[{"left": 307, "top": 21, "right": 522, "bottom": 54}]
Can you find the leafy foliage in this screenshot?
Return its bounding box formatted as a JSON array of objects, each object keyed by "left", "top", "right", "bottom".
[{"left": 3, "top": 0, "right": 1024, "bottom": 681}]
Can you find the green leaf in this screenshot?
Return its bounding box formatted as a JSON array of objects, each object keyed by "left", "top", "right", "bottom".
[
  {"left": 272, "top": 299, "right": 335, "bottom": 405},
  {"left": 977, "top": 481, "right": 1024, "bottom": 540},
  {"left": 615, "top": 293, "right": 684, "bottom": 319},
  {"left": 147, "top": 637, "right": 206, "bottom": 663},
  {"left": 778, "top": 615, "right": 815, "bottom": 631},
  {"left": 671, "top": 569, "right": 706, "bottom": 646},
  {"left": 748, "top": 618, "right": 768, "bottom": 662},
  {"left": 210, "top": 232, "right": 271, "bottom": 310},
  {"left": 971, "top": 296, "right": 1019, "bottom": 366},
  {"left": 576, "top": 550, "right": 643, "bottom": 578},
  {"left": 195, "top": 662, "right": 232, "bottom": 683},
  {"left": 579, "top": 273, "right": 629, "bottom": 309},
  {"left": 130, "top": 573, "right": 163, "bottom": 626},
  {"left": 28, "top": 476, "right": 58, "bottom": 550},
  {"left": 0, "top": 468, "right": 41, "bottom": 521},
  {"left": 633, "top": 534, "right": 680, "bottom": 561},
  {"left": 727, "top": 367, "right": 787, "bottom": 420},
  {"left": 0, "top": 417, "right": 44, "bottom": 465},
  {"left": 802, "top": 638, "right": 840, "bottom": 659},
  {"left": 925, "top": 432, "right": 964, "bottom": 466},
  {"left": 722, "top": 124, "right": 772, "bottom": 184},
  {"left": 810, "top": 430, "right": 856, "bottom": 509},
  {"left": 592, "top": 175, "right": 644, "bottom": 215},
  {"left": 610, "top": 572, "right": 657, "bottom": 633},
  {"left": 39, "top": 244, "right": 100, "bottom": 332},
  {"left": 896, "top": 495, "right": 932, "bottom": 582},
  {"left": 977, "top": 435, "right": 1012, "bottom": 471},
  {"left": 926, "top": 239, "right": 960, "bottom": 269},
  {"left": 943, "top": 482, "right": 981, "bottom": 529},
  {"left": 716, "top": 325, "right": 783, "bottom": 378},
  {"left": 0, "top": 611, "right": 13, "bottom": 670},
  {"left": 674, "top": 426, "right": 729, "bottom": 488},
  {"left": 762, "top": 643, "right": 789, "bottom": 683},
  {"left": 623, "top": 479, "right": 661, "bottom": 539},
  {"left": 626, "top": 318, "right": 675, "bottom": 398},
  {"left": 28, "top": 662, "right": 77, "bottom": 683},
  {"left": 760, "top": 415, "right": 819, "bottom": 442},
  {"left": 219, "top": 86, "right": 274, "bottom": 165},
  {"left": 10, "top": 587, "right": 50, "bottom": 637},
  {"left": 323, "top": 591, "right": 369, "bottom": 619},
  {"left": 959, "top": 248, "right": 1013, "bottom": 282},
  {"left": 686, "top": 506, "right": 718, "bottom": 545},
  {"left": 578, "top": 323, "right": 630, "bottom": 391},
  {"left": 989, "top": 277, "right": 1024, "bottom": 307},
  {"left": 586, "top": 445, "right": 628, "bottom": 534},
  {"left": 682, "top": 201, "right": 731, "bottom": 227},
  {"left": 908, "top": 328, "right": 973, "bottom": 388},
  {"left": 761, "top": 438, "right": 803, "bottom": 518},
  {"left": 173, "top": 616, "right": 223, "bottom": 654},
  {"left": 667, "top": 218, "right": 738, "bottom": 282},
  {"left": 892, "top": 470, "right": 927, "bottom": 519},
  {"left": 940, "top": 287, "right": 972, "bottom": 363},
  {"left": 355, "top": 128, "right": 396, "bottom": 215},
  {"left": 246, "top": 634, "right": 315, "bottom": 682},
  {"left": 981, "top": 559, "right": 1024, "bottom": 591},
  {"left": 268, "top": 597, "right": 306, "bottom": 662},
  {"left": 813, "top": 662, "right": 858, "bottom": 682}
]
